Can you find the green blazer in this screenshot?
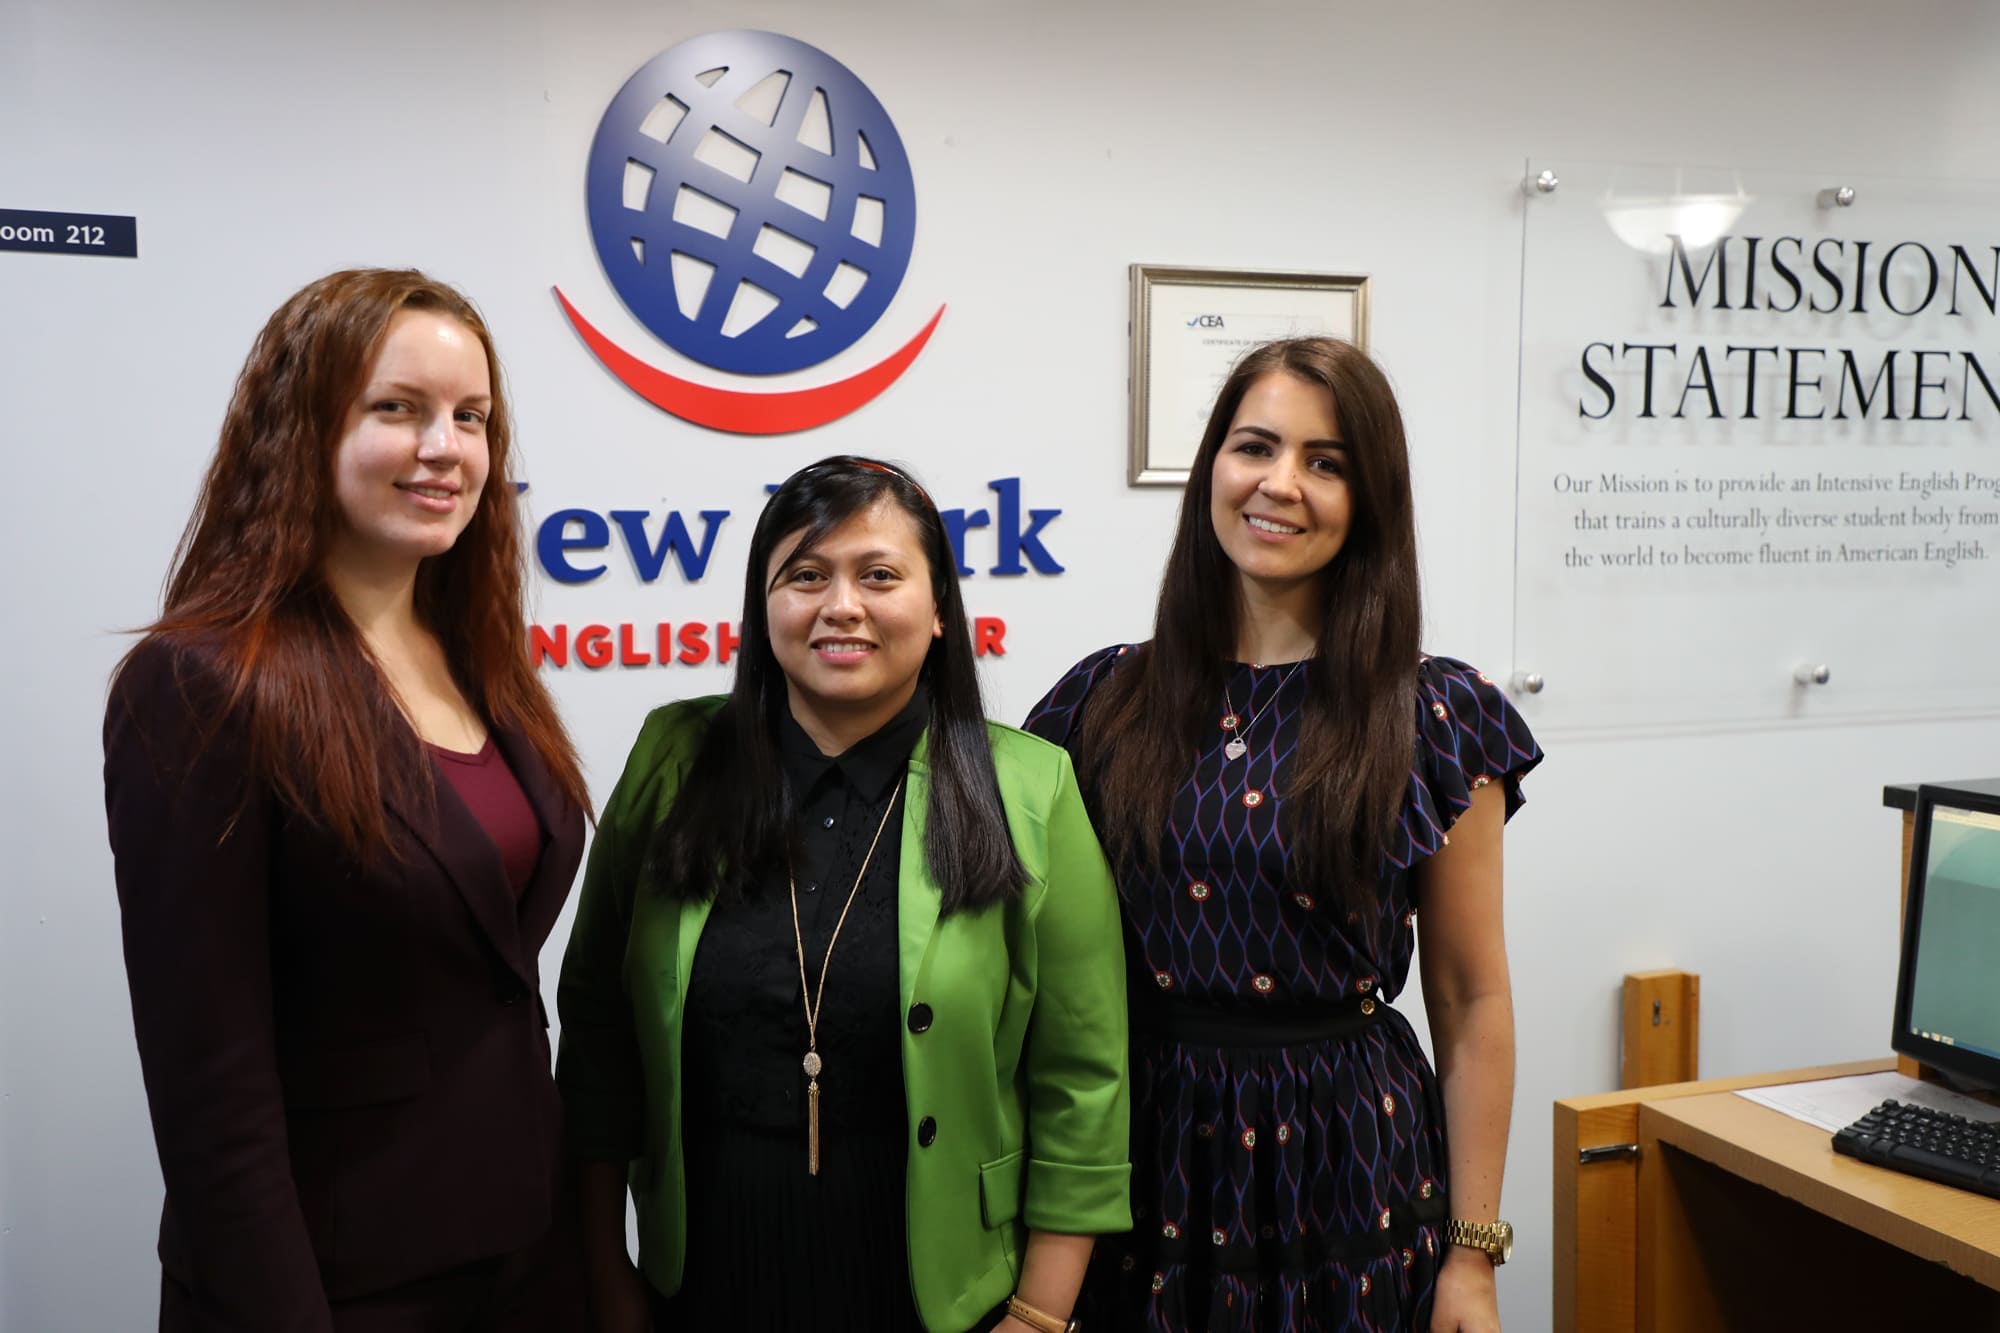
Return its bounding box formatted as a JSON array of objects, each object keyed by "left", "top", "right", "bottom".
[{"left": 556, "top": 698, "right": 1131, "bottom": 1333}]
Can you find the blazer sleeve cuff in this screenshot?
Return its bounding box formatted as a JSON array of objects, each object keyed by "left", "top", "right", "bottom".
[{"left": 1021, "top": 1159, "right": 1133, "bottom": 1235}]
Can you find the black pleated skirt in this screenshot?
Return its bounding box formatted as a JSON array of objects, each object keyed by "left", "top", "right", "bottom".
[{"left": 652, "top": 1120, "right": 922, "bottom": 1331}]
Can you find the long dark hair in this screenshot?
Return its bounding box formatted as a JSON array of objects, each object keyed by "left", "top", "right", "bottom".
[
  {"left": 119, "top": 268, "right": 589, "bottom": 862},
  {"left": 649, "top": 456, "right": 1026, "bottom": 914},
  {"left": 1078, "top": 337, "right": 1421, "bottom": 903}
]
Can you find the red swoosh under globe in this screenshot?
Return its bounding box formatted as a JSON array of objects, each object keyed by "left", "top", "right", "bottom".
[{"left": 554, "top": 288, "right": 944, "bottom": 435}]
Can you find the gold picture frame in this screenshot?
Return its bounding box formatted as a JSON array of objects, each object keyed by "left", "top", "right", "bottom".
[{"left": 1128, "top": 264, "right": 1370, "bottom": 486}]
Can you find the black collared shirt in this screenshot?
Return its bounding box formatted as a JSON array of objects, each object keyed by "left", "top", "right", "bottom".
[
  {"left": 681, "top": 686, "right": 927, "bottom": 1138},
  {"left": 672, "top": 689, "right": 930, "bottom": 1329}
]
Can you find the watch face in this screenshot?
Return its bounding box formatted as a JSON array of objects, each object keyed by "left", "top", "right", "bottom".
[{"left": 1497, "top": 1222, "right": 1514, "bottom": 1264}]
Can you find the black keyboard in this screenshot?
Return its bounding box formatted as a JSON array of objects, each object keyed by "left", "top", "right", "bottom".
[{"left": 1831, "top": 1097, "right": 2000, "bottom": 1200}]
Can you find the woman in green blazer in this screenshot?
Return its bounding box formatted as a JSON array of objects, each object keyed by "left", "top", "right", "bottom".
[{"left": 557, "top": 457, "right": 1130, "bottom": 1333}]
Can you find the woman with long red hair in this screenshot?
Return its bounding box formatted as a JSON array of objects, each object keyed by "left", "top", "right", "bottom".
[{"left": 103, "top": 268, "right": 590, "bottom": 1332}]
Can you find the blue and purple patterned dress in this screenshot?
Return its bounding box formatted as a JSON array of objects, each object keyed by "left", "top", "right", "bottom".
[{"left": 1025, "top": 648, "right": 1542, "bottom": 1332}]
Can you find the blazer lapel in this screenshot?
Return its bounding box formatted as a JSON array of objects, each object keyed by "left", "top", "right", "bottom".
[
  {"left": 490, "top": 724, "right": 577, "bottom": 944},
  {"left": 897, "top": 735, "right": 944, "bottom": 1013},
  {"left": 384, "top": 759, "right": 530, "bottom": 985},
  {"left": 673, "top": 892, "right": 715, "bottom": 1010}
]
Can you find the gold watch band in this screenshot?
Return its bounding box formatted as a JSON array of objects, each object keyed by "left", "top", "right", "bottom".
[
  {"left": 1443, "top": 1217, "right": 1513, "bottom": 1265},
  {"left": 1005, "top": 1294, "right": 1079, "bottom": 1333}
]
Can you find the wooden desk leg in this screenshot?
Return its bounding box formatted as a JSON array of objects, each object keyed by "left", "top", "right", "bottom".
[
  {"left": 1634, "top": 1118, "right": 1726, "bottom": 1333},
  {"left": 1554, "top": 1103, "right": 1640, "bottom": 1333}
]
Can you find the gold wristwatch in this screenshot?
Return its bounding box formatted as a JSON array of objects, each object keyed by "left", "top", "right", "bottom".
[
  {"left": 1005, "top": 1294, "right": 1081, "bottom": 1333},
  {"left": 1443, "top": 1217, "right": 1513, "bottom": 1265}
]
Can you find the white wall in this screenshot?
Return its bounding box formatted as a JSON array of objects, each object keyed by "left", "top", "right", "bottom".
[{"left": 7, "top": 1, "right": 2000, "bottom": 1328}]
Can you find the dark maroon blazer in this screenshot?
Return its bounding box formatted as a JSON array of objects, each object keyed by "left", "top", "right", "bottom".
[{"left": 103, "top": 637, "right": 586, "bottom": 1331}]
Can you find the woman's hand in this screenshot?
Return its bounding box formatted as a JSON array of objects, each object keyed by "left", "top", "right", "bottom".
[
  {"left": 1427, "top": 1247, "right": 1501, "bottom": 1332},
  {"left": 585, "top": 1255, "right": 652, "bottom": 1333}
]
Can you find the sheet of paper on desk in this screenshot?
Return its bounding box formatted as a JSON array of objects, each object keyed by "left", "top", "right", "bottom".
[{"left": 1737, "top": 1071, "right": 2000, "bottom": 1133}]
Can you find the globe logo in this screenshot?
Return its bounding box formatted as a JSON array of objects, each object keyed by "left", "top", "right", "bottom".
[{"left": 584, "top": 31, "right": 917, "bottom": 378}]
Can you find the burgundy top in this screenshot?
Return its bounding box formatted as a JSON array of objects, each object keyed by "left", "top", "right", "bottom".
[{"left": 429, "top": 738, "right": 543, "bottom": 896}]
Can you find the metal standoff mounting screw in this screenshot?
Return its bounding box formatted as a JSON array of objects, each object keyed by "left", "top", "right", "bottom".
[
  {"left": 1793, "top": 663, "right": 1832, "bottom": 686},
  {"left": 1816, "top": 186, "right": 1856, "bottom": 209},
  {"left": 1512, "top": 672, "right": 1546, "bottom": 695},
  {"left": 1532, "top": 169, "right": 1559, "bottom": 195}
]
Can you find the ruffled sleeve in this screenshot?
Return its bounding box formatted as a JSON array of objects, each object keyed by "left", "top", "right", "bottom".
[
  {"left": 1021, "top": 643, "right": 1133, "bottom": 756},
  {"left": 1392, "top": 655, "right": 1544, "bottom": 870}
]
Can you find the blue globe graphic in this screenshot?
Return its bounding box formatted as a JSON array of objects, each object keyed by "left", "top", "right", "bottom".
[{"left": 585, "top": 31, "right": 917, "bottom": 377}]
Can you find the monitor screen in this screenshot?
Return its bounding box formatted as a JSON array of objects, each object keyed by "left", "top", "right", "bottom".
[{"left": 1895, "top": 788, "right": 2000, "bottom": 1090}]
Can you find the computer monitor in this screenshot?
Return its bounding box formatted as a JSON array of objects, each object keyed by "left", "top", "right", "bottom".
[{"left": 1892, "top": 784, "right": 2000, "bottom": 1093}]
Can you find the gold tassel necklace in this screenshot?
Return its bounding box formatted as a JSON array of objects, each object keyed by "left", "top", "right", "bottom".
[{"left": 787, "top": 775, "right": 903, "bottom": 1176}]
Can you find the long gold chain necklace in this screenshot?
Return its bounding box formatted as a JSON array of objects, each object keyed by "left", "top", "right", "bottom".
[{"left": 787, "top": 775, "right": 904, "bottom": 1176}]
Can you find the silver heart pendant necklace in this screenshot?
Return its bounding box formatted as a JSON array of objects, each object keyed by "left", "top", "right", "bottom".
[{"left": 1220, "top": 658, "right": 1307, "bottom": 762}]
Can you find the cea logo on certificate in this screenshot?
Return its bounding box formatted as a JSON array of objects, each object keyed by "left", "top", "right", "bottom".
[{"left": 554, "top": 30, "right": 945, "bottom": 435}]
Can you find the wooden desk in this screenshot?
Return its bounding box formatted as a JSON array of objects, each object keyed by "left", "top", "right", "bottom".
[
  {"left": 1554, "top": 785, "right": 2000, "bottom": 1329},
  {"left": 1556, "top": 1058, "right": 2000, "bottom": 1330},
  {"left": 1638, "top": 1081, "right": 2000, "bottom": 1329}
]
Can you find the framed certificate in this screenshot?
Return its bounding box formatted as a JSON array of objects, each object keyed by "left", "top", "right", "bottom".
[{"left": 1128, "top": 265, "right": 1370, "bottom": 486}]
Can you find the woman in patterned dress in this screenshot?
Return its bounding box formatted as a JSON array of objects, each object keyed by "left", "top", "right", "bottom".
[{"left": 1026, "top": 337, "right": 1539, "bottom": 1332}]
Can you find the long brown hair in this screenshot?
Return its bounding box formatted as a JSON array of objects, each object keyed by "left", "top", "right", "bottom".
[
  {"left": 1077, "top": 337, "right": 1421, "bottom": 903},
  {"left": 123, "top": 267, "right": 588, "bottom": 860}
]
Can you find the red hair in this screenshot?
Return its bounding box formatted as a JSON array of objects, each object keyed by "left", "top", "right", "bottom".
[{"left": 124, "top": 268, "right": 588, "bottom": 859}]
